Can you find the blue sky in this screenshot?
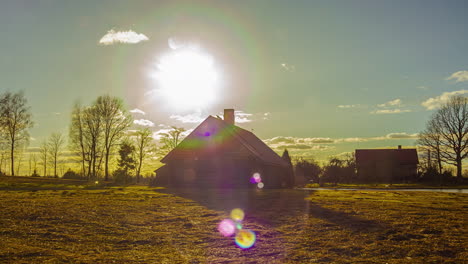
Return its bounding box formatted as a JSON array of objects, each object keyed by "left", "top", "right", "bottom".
[{"left": 0, "top": 0, "right": 467, "bottom": 160}]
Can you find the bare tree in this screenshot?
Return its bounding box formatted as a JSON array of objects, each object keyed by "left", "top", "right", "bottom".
[
  {"left": 0, "top": 137, "right": 7, "bottom": 175},
  {"left": 133, "top": 128, "right": 155, "bottom": 183},
  {"left": 69, "top": 103, "right": 87, "bottom": 178},
  {"left": 429, "top": 95, "right": 467, "bottom": 181},
  {"left": 417, "top": 117, "right": 444, "bottom": 174},
  {"left": 158, "top": 126, "right": 186, "bottom": 156},
  {"left": 0, "top": 91, "right": 33, "bottom": 176},
  {"left": 48, "top": 133, "right": 65, "bottom": 177},
  {"left": 31, "top": 152, "right": 37, "bottom": 175},
  {"left": 82, "top": 105, "right": 103, "bottom": 180},
  {"left": 94, "top": 95, "right": 132, "bottom": 181},
  {"left": 15, "top": 148, "right": 23, "bottom": 176},
  {"left": 39, "top": 140, "right": 48, "bottom": 177}
]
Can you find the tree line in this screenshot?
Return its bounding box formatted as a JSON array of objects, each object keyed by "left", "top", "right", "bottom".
[
  {"left": 291, "top": 95, "right": 467, "bottom": 186},
  {"left": 1, "top": 91, "right": 466, "bottom": 184},
  {"left": 417, "top": 95, "right": 467, "bottom": 183},
  {"left": 0, "top": 91, "right": 184, "bottom": 182}
]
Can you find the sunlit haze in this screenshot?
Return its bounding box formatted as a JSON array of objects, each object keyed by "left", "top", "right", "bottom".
[{"left": 150, "top": 46, "right": 220, "bottom": 111}]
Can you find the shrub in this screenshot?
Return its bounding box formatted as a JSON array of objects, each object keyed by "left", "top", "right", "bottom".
[{"left": 62, "top": 169, "right": 83, "bottom": 180}]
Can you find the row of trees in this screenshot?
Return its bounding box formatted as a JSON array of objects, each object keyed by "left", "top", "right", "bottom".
[
  {"left": 293, "top": 153, "right": 357, "bottom": 186},
  {"left": 69, "top": 96, "right": 133, "bottom": 181},
  {"left": 0, "top": 91, "right": 184, "bottom": 182}
]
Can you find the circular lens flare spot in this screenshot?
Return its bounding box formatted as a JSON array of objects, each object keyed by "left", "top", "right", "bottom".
[
  {"left": 218, "top": 219, "right": 236, "bottom": 237},
  {"left": 253, "top": 173, "right": 261, "bottom": 182},
  {"left": 235, "top": 229, "right": 256, "bottom": 249},
  {"left": 230, "top": 208, "right": 245, "bottom": 222},
  {"left": 257, "top": 182, "right": 264, "bottom": 189}
]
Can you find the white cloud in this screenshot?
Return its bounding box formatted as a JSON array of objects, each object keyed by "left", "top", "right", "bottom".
[
  {"left": 371, "top": 109, "right": 411, "bottom": 114},
  {"left": 337, "top": 104, "right": 363, "bottom": 109},
  {"left": 421, "top": 90, "right": 468, "bottom": 110},
  {"left": 99, "top": 29, "right": 149, "bottom": 45},
  {"left": 446, "top": 71, "right": 468, "bottom": 83},
  {"left": 130, "top": 108, "right": 145, "bottom": 115},
  {"left": 385, "top": 132, "right": 419, "bottom": 139},
  {"left": 264, "top": 132, "right": 419, "bottom": 148},
  {"left": 134, "top": 119, "right": 155, "bottom": 127},
  {"left": 280, "top": 63, "right": 296, "bottom": 72},
  {"left": 170, "top": 113, "right": 204, "bottom": 123},
  {"left": 235, "top": 110, "right": 253, "bottom": 123},
  {"left": 377, "top": 99, "right": 402, "bottom": 108}
]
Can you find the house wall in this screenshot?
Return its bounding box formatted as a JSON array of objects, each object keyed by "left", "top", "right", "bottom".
[
  {"left": 357, "top": 162, "right": 418, "bottom": 183},
  {"left": 156, "top": 157, "right": 286, "bottom": 188}
]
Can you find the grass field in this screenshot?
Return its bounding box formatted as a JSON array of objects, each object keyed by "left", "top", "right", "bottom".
[{"left": 0, "top": 176, "right": 466, "bottom": 263}]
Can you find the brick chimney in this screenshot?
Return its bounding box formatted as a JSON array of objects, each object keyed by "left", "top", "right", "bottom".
[{"left": 224, "top": 109, "right": 235, "bottom": 125}]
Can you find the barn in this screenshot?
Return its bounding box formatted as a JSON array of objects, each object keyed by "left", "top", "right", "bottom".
[
  {"left": 155, "top": 109, "right": 292, "bottom": 188},
  {"left": 355, "top": 146, "right": 419, "bottom": 183}
]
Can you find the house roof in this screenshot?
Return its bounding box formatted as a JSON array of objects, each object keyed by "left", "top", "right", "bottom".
[
  {"left": 355, "top": 148, "right": 419, "bottom": 165},
  {"left": 161, "top": 116, "right": 288, "bottom": 167}
]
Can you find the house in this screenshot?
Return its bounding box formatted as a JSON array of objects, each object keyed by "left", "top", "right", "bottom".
[
  {"left": 155, "top": 109, "right": 292, "bottom": 188},
  {"left": 355, "top": 146, "right": 419, "bottom": 183}
]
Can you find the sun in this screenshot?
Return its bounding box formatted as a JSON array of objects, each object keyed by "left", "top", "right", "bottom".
[{"left": 151, "top": 47, "right": 220, "bottom": 111}]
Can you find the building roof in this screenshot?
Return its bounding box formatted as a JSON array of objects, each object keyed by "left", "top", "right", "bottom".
[
  {"left": 161, "top": 116, "right": 288, "bottom": 167},
  {"left": 355, "top": 148, "right": 419, "bottom": 165}
]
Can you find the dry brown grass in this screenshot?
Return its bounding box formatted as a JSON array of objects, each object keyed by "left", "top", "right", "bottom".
[{"left": 0, "top": 177, "right": 466, "bottom": 263}]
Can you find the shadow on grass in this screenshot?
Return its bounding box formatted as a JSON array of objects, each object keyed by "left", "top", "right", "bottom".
[{"left": 161, "top": 188, "right": 383, "bottom": 232}]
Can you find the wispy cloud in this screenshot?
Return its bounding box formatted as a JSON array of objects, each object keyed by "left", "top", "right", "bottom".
[
  {"left": 264, "top": 132, "right": 419, "bottom": 148},
  {"left": 377, "top": 99, "right": 402, "bottom": 108},
  {"left": 421, "top": 90, "right": 468, "bottom": 110},
  {"left": 129, "top": 108, "right": 145, "bottom": 115},
  {"left": 371, "top": 109, "right": 411, "bottom": 114},
  {"left": 170, "top": 113, "right": 204, "bottom": 123},
  {"left": 370, "top": 99, "right": 411, "bottom": 114},
  {"left": 280, "top": 63, "right": 296, "bottom": 72},
  {"left": 446, "top": 70, "right": 468, "bottom": 83},
  {"left": 385, "top": 132, "right": 418, "bottom": 139},
  {"left": 235, "top": 110, "right": 253, "bottom": 123},
  {"left": 337, "top": 104, "right": 364, "bottom": 109},
  {"left": 99, "top": 29, "right": 149, "bottom": 45},
  {"left": 134, "top": 119, "right": 155, "bottom": 127}
]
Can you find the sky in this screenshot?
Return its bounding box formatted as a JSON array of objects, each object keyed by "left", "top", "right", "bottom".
[{"left": 1, "top": 0, "right": 467, "bottom": 162}]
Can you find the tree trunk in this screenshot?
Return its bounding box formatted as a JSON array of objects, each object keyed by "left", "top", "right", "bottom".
[
  {"left": 10, "top": 142, "right": 14, "bottom": 176},
  {"left": 104, "top": 149, "right": 109, "bottom": 181},
  {"left": 456, "top": 157, "right": 462, "bottom": 182},
  {"left": 54, "top": 155, "right": 57, "bottom": 177},
  {"left": 137, "top": 160, "right": 142, "bottom": 183}
]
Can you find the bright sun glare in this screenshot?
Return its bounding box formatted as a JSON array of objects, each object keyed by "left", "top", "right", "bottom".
[{"left": 152, "top": 47, "right": 220, "bottom": 111}]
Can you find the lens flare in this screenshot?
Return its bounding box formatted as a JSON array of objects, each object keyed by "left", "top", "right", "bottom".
[
  {"left": 235, "top": 229, "right": 256, "bottom": 249},
  {"left": 236, "top": 222, "right": 243, "bottom": 230},
  {"left": 253, "top": 173, "right": 261, "bottom": 182},
  {"left": 218, "top": 219, "right": 236, "bottom": 237},
  {"left": 257, "top": 182, "right": 264, "bottom": 189},
  {"left": 230, "top": 208, "right": 245, "bottom": 222}
]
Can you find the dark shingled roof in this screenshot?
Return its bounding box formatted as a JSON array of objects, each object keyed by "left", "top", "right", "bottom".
[
  {"left": 161, "top": 116, "right": 288, "bottom": 167},
  {"left": 356, "top": 148, "right": 419, "bottom": 165}
]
